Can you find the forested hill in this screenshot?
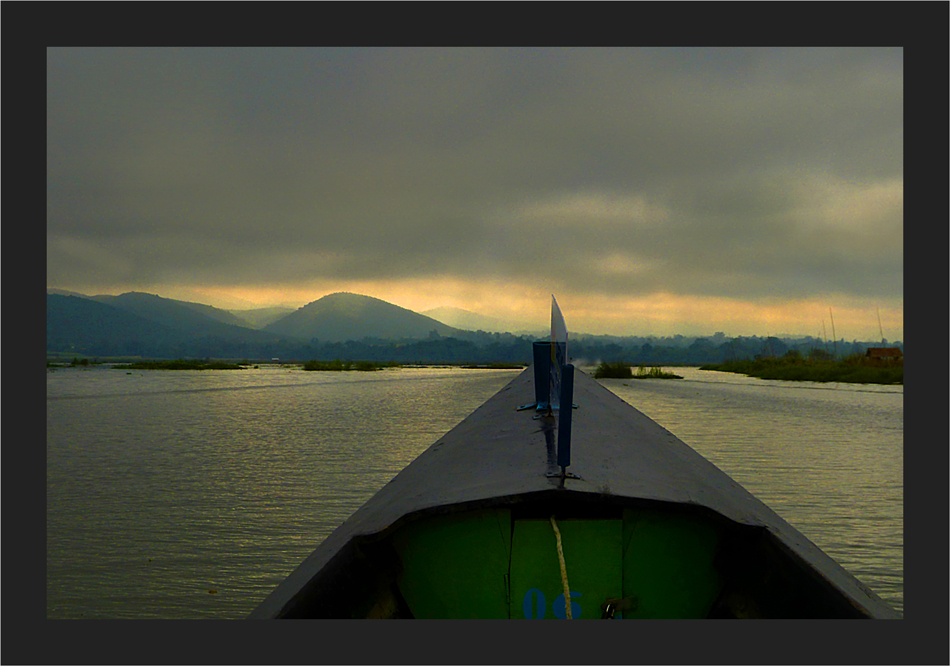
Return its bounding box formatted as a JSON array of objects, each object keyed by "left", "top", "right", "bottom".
[
  {"left": 47, "top": 293, "right": 281, "bottom": 358},
  {"left": 263, "top": 292, "right": 461, "bottom": 342}
]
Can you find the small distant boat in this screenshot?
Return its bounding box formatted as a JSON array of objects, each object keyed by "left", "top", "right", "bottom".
[{"left": 249, "top": 300, "right": 899, "bottom": 619}]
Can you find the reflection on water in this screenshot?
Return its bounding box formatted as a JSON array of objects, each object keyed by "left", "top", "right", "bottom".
[
  {"left": 47, "top": 365, "right": 902, "bottom": 618},
  {"left": 47, "top": 366, "right": 521, "bottom": 619},
  {"left": 592, "top": 366, "right": 903, "bottom": 614}
]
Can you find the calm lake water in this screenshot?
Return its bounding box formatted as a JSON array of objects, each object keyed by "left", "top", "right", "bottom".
[{"left": 46, "top": 364, "right": 903, "bottom": 618}]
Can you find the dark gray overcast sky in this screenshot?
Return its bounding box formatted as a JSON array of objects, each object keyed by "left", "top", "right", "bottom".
[{"left": 47, "top": 47, "right": 903, "bottom": 338}]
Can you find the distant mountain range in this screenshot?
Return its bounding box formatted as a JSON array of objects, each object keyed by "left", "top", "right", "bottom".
[
  {"left": 46, "top": 288, "right": 900, "bottom": 363},
  {"left": 46, "top": 290, "right": 483, "bottom": 357},
  {"left": 47, "top": 292, "right": 283, "bottom": 357},
  {"left": 89, "top": 291, "right": 254, "bottom": 330}
]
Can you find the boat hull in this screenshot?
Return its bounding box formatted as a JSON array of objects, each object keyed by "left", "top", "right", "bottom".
[{"left": 250, "top": 368, "right": 900, "bottom": 619}]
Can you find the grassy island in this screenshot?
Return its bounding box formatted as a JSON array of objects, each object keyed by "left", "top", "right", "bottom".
[
  {"left": 631, "top": 366, "right": 683, "bottom": 380},
  {"left": 113, "top": 360, "right": 244, "bottom": 370},
  {"left": 700, "top": 353, "right": 902, "bottom": 385},
  {"left": 48, "top": 357, "right": 103, "bottom": 368},
  {"left": 593, "top": 362, "right": 632, "bottom": 378},
  {"left": 593, "top": 362, "right": 682, "bottom": 380}
]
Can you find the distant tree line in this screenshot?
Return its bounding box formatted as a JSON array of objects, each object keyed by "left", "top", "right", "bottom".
[{"left": 48, "top": 326, "right": 902, "bottom": 366}]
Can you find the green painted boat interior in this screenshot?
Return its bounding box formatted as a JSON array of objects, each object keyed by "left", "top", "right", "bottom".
[
  {"left": 390, "top": 505, "right": 721, "bottom": 619},
  {"left": 277, "top": 494, "right": 870, "bottom": 619}
]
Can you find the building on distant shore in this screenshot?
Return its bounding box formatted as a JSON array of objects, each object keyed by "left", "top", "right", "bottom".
[{"left": 865, "top": 347, "right": 903, "bottom": 361}]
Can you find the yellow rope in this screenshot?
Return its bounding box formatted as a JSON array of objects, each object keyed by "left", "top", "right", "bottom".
[{"left": 550, "top": 515, "right": 572, "bottom": 619}]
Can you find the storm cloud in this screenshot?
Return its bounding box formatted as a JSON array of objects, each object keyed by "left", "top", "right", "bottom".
[{"left": 47, "top": 47, "right": 902, "bottom": 337}]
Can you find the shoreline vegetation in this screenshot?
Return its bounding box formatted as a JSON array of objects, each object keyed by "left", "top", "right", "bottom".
[
  {"left": 302, "top": 360, "right": 525, "bottom": 371},
  {"left": 51, "top": 352, "right": 902, "bottom": 385},
  {"left": 302, "top": 360, "right": 397, "bottom": 372},
  {"left": 48, "top": 356, "right": 526, "bottom": 372},
  {"left": 700, "top": 352, "right": 902, "bottom": 385},
  {"left": 112, "top": 360, "right": 244, "bottom": 370},
  {"left": 593, "top": 362, "right": 683, "bottom": 380}
]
